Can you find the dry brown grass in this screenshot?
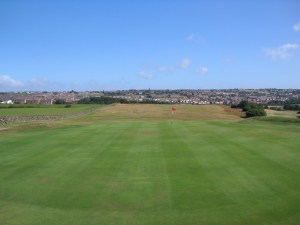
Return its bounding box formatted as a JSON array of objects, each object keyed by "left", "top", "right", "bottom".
[
  {"left": 219, "top": 105, "right": 246, "bottom": 118},
  {"left": 74, "top": 104, "right": 243, "bottom": 122}
]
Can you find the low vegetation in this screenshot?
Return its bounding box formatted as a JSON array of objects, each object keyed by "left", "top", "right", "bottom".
[
  {"left": 232, "top": 100, "right": 266, "bottom": 117},
  {"left": 283, "top": 104, "right": 300, "bottom": 111}
]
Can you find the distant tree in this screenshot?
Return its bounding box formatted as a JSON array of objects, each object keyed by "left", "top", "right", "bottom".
[
  {"left": 246, "top": 109, "right": 267, "bottom": 117},
  {"left": 237, "top": 100, "right": 249, "bottom": 109},
  {"left": 54, "top": 99, "right": 66, "bottom": 104},
  {"left": 242, "top": 105, "right": 251, "bottom": 112},
  {"left": 120, "top": 99, "right": 128, "bottom": 104},
  {"left": 77, "top": 98, "right": 90, "bottom": 104}
]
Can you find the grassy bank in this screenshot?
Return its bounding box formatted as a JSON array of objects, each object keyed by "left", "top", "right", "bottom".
[{"left": 251, "top": 116, "right": 300, "bottom": 123}]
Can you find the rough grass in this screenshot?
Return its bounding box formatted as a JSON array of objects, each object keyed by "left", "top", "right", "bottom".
[
  {"left": 0, "top": 104, "right": 102, "bottom": 116},
  {"left": 219, "top": 105, "right": 246, "bottom": 117},
  {"left": 0, "top": 104, "right": 300, "bottom": 224},
  {"left": 70, "top": 104, "right": 242, "bottom": 123},
  {"left": 265, "top": 109, "right": 299, "bottom": 118}
]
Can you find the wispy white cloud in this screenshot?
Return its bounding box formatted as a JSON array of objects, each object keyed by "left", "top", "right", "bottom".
[
  {"left": 0, "top": 75, "right": 68, "bottom": 91},
  {"left": 180, "top": 58, "right": 192, "bottom": 68},
  {"left": 263, "top": 44, "right": 300, "bottom": 59},
  {"left": 27, "top": 78, "right": 50, "bottom": 87},
  {"left": 293, "top": 23, "right": 300, "bottom": 31},
  {"left": 195, "top": 67, "right": 208, "bottom": 75},
  {"left": 141, "top": 58, "right": 191, "bottom": 75},
  {"left": 186, "top": 33, "right": 206, "bottom": 45},
  {"left": 0, "top": 75, "right": 24, "bottom": 88},
  {"left": 220, "top": 58, "right": 235, "bottom": 63},
  {"left": 70, "top": 82, "right": 85, "bottom": 88},
  {"left": 186, "top": 33, "right": 194, "bottom": 41},
  {"left": 136, "top": 71, "right": 155, "bottom": 80}
]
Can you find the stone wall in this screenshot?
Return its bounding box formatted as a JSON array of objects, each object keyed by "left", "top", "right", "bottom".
[{"left": 0, "top": 105, "right": 112, "bottom": 124}]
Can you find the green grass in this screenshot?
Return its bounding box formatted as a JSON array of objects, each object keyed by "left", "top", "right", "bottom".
[
  {"left": 252, "top": 116, "right": 300, "bottom": 123},
  {"left": 0, "top": 105, "right": 300, "bottom": 224},
  {"left": 0, "top": 104, "right": 103, "bottom": 116}
]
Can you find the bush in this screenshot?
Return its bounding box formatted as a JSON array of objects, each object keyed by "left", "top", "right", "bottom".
[
  {"left": 243, "top": 103, "right": 264, "bottom": 112},
  {"left": 237, "top": 100, "right": 249, "bottom": 109},
  {"left": 54, "top": 99, "right": 66, "bottom": 104},
  {"left": 65, "top": 104, "right": 71, "bottom": 108},
  {"left": 270, "top": 107, "right": 283, "bottom": 111},
  {"left": 120, "top": 99, "right": 128, "bottom": 104},
  {"left": 246, "top": 109, "right": 267, "bottom": 117},
  {"left": 242, "top": 106, "right": 251, "bottom": 112},
  {"left": 231, "top": 104, "right": 237, "bottom": 108}
]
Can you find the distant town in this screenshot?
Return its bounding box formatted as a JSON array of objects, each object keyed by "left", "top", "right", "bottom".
[{"left": 1, "top": 89, "right": 300, "bottom": 105}]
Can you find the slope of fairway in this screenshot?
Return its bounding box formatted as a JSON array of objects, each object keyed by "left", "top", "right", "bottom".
[
  {"left": 0, "top": 105, "right": 300, "bottom": 224},
  {"left": 0, "top": 104, "right": 102, "bottom": 116}
]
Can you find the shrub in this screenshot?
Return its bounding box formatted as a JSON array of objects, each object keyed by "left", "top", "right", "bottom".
[
  {"left": 237, "top": 100, "right": 249, "bottom": 109},
  {"left": 246, "top": 109, "right": 267, "bottom": 117},
  {"left": 270, "top": 107, "right": 283, "bottom": 111},
  {"left": 242, "top": 106, "right": 251, "bottom": 112},
  {"left": 54, "top": 99, "right": 66, "bottom": 104},
  {"left": 120, "top": 99, "right": 129, "bottom": 104},
  {"left": 231, "top": 104, "right": 237, "bottom": 108},
  {"left": 65, "top": 104, "right": 71, "bottom": 108}
]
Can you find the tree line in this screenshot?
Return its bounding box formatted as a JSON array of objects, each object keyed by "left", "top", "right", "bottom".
[
  {"left": 77, "top": 97, "right": 172, "bottom": 105},
  {"left": 283, "top": 104, "right": 300, "bottom": 111},
  {"left": 268, "top": 98, "right": 300, "bottom": 105},
  {"left": 77, "top": 97, "right": 127, "bottom": 104}
]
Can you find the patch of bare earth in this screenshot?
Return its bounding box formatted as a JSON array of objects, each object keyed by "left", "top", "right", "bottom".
[{"left": 0, "top": 127, "right": 10, "bottom": 131}]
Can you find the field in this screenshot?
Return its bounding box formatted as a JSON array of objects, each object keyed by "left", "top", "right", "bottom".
[
  {"left": 0, "top": 104, "right": 300, "bottom": 224},
  {"left": 0, "top": 104, "right": 102, "bottom": 116}
]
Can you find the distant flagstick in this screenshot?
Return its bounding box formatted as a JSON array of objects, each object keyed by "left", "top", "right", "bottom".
[{"left": 171, "top": 107, "right": 176, "bottom": 124}]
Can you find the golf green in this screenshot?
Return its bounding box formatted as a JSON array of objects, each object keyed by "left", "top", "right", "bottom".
[{"left": 0, "top": 105, "right": 300, "bottom": 224}]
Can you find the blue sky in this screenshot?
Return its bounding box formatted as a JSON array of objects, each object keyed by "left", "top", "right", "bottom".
[{"left": 1, "top": 0, "right": 300, "bottom": 91}]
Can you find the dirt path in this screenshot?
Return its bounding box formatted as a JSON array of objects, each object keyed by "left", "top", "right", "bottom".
[{"left": 0, "top": 127, "right": 10, "bottom": 131}]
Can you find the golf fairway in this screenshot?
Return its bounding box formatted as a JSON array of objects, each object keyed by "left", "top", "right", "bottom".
[{"left": 0, "top": 105, "right": 300, "bottom": 224}]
